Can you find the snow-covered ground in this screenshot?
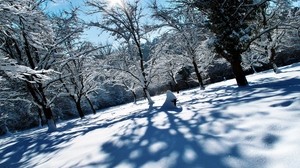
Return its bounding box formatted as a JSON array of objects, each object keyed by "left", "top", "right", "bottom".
[{"left": 1, "top": 63, "right": 300, "bottom": 168}]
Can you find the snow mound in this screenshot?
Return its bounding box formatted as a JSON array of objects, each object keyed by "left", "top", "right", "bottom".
[{"left": 160, "top": 90, "right": 178, "bottom": 110}]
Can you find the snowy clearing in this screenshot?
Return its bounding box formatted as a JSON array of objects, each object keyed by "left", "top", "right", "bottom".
[{"left": 1, "top": 63, "right": 300, "bottom": 168}]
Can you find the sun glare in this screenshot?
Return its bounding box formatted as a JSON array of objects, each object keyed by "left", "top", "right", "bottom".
[{"left": 107, "top": 0, "right": 122, "bottom": 7}]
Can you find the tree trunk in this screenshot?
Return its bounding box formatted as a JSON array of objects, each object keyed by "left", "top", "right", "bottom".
[
  {"left": 269, "top": 48, "right": 280, "bottom": 74},
  {"left": 143, "top": 87, "right": 154, "bottom": 105},
  {"left": 27, "top": 82, "right": 56, "bottom": 132},
  {"left": 131, "top": 90, "right": 137, "bottom": 104},
  {"left": 168, "top": 72, "right": 179, "bottom": 93},
  {"left": 38, "top": 118, "right": 42, "bottom": 128},
  {"left": 230, "top": 58, "right": 248, "bottom": 87},
  {"left": 271, "top": 62, "right": 279, "bottom": 73},
  {"left": 40, "top": 97, "right": 55, "bottom": 131},
  {"left": 192, "top": 59, "right": 205, "bottom": 90},
  {"left": 175, "top": 83, "right": 179, "bottom": 94},
  {"left": 3, "top": 120, "right": 11, "bottom": 135},
  {"left": 171, "top": 73, "right": 179, "bottom": 93},
  {"left": 43, "top": 106, "right": 57, "bottom": 132},
  {"left": 37, "top": 108, "right": 44, "bottom": 127},
  {"left": 85, "top": 95, "right": 96, "bottom": 114},
  {"left": 76, "top": 101, "right": 85, "bottom": 119},
  {"left": 251, "top": 64, "right": 257, "bottom": 73}
]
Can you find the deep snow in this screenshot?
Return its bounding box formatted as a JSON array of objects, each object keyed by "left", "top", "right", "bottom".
[{"left": 1, "top": 63, "right": 300, "bottom": 168}]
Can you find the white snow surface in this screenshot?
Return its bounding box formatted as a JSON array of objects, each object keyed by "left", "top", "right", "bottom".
[{"left": 1, "top": 63, "right": 300, "bottom": 168}]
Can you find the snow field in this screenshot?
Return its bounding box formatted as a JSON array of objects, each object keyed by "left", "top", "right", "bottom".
[{"left": 1, "top": 63, "right": 300, "bottom": 168}]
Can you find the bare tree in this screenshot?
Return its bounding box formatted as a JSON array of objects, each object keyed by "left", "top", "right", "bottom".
[
  {"left": 251, "top": 1, "right": 300, "bottom": 73},
  {"left": 151, "top": 0, "right": 209, "bottom": 89},
  {"left": 58, "top": 42, "right": 101, "bottom": 118},
  {"left": 51, "top": 8, "right": 100, "bottom": 118},
  {"left": 86, "top": 0, "right": 155, "bottom": 104}
]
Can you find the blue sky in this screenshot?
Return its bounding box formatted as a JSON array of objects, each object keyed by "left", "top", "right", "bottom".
[
  {"left": 46, "top": 0, "right": 168, "bottom": 45},
  {"left": 46, "top": 0, "right": 300, "bottom": 45}
]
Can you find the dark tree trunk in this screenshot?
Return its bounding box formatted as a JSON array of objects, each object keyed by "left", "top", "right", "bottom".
[
  {"left": 22, "top": 30, "right": 35, "bottom": 69},
  {"left": 38, "top": 84, "right": 56, "bottom": 131},
  {"left": 131, "top": 90, "right": 137, "bottom": 104},
  {"left": 192, "top": 59, "right": 205, "bottom": 90},
  {"left": 85, "top": 95, "right": 96, "bottom": 114},
  {"left": 169, "top": 72, "right": 179, "bottom": 93},
  {"left": 37, "top": 108, "right": 44, "bottom": 127},
  {"left": 230, "top": 58, "right": 248, "bottom": 87},
  {"left": 43, "top": 106, "right": 52, "bottom": 120},
  {"left": 43, "top": 106, "right": 56, "bottom": 132},
  {"left": 175, "top": 83, "right": 179, "bottom": 94},
  {"left": 76, "top": 101, "right": 85, "bottom": 119},
  {"left": 25, "top": 81, "right": 56, "bottom": 131},
  {"left": 269, "top": 48, "right": 279, "bottom": 73},
  {"left": 20, "top": 25, "right": 57, "bottom": 131}
]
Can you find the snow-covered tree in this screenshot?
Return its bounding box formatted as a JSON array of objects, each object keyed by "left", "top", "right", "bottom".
[
  {"left": 184, "top": 0, "right": 285, "bottom": 86},
  {"left": 154, "top": 51, "right": 185, "bottom": 93},
  {"left": 0, "top": 0, "right": 59, "bottom": 131},
  {"left": 50, "top": 8, "right": 100, "bottom": 118},
  {"left": 151, "top": 0, "right": 209, "bottom": 89},
  {"left": 242, "top": 50, "right": 269, "bottom": 73},
  {"left": 104, "top": 64, "right": 140, "bottom": 104},
  {"left": 0, "top": 72, "right": 24, "bottom": 134},
  {"left": 246, "top": 1, "right": 298, "bottom": 73},
  {"left": 58, "top": 42, "right": 101, "bottom": 118},
  {"left": 146, "top": 32, "right": 190, "bottom": 92},
  {"left": 86, "top": 0, "right": 156, "bottom": 105}
]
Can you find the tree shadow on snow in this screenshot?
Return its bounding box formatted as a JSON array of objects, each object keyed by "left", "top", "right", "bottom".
[
  {"left": 201, "top": 77, "right": 300, "bottom": 112},
  {"left": 77, "top": 76, "right": 300, "bottom": 168},
  {"left": 1, "top": 75, "right": 298, "bottom": 168},
  {"left": 80, "top": 105, "right": 265, "bottom": 168},
  {"left": 0, "top": 114, "right": 151, "bottom": 167},
  {"left": 0, "top": 118, "right": 102, "bottom": 167}
]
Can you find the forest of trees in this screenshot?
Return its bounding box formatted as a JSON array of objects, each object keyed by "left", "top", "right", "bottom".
[{"left": 0, "top": 0, "right": 299, "bottom": 134}]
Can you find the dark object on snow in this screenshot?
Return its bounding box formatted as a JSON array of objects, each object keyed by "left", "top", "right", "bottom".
[
  {"left": 171, "top": 98, "right": 177, "bottom": 106},
  {"left": 161, "top": 90, "right": 177, "bottom": 109}
]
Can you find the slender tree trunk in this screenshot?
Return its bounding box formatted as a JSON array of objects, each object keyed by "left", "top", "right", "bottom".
[
  {"left": 251, "top": 64, "right": 257, "bottom": 73},
  {"left": 169, "top": 72, "right": 179, "bottom": 93},
  {"left": 131, "top": 90, "right": 137, "bottom": 104},
  {"left": 85, "top": 95, "right": 96, "bottom": 114},
  {"left": 192, "top": 58, "right": 205, "bottom": 90},
  {"left": 37, "top": 108, "right": 44, "bottom": 127},
  {"left": 175, "top": 83, "right": 179, "bottom": 94},
  {"left": 262, "top": 8, "right": 280, "bottom": 74},
  {"left": 75, "top": 101, "right": 85, "bottom": 119},
  {"left": 3, "top": 120, "right": 11, "bottom": 135},
  {"left": 143, "top": 87, "right": 154, "bottom": 105},
  {"left": 133, "top": 34, "right": 154, "bottom": 105},
  {"left": 230, "top": 58, "right": 248, "bottom": 87},
  {"left": 271, "top": 62, "right": 279, "bottom": 73},
  {"left": 269, "top": 48, "right": 280, "bottom": 73}
]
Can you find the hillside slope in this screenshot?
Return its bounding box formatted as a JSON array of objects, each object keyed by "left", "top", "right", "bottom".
[{"left": 1, "top": 63, "right": 300, "bottom": 168}]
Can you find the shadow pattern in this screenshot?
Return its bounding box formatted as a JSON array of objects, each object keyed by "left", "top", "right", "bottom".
[{"left": 1, "top": 73, "right": 300, "bottom": 168}]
